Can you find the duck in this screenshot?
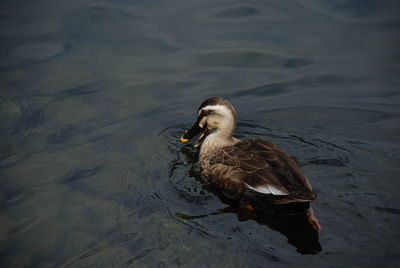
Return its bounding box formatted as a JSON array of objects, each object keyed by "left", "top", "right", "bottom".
[{"left": 180, "top": 97, "right": 321, "bottom": 230}]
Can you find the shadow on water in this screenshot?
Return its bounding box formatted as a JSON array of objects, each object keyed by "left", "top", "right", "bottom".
[
  {"left": 175, "top": 197, "right": 322, "bottom": 255},
  {"left": 168, "top": 126, "right": 321, "bottom": 255}
]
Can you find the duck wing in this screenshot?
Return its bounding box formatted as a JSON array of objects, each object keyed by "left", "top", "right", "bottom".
[{"left": 204, "top": 138, "right": 317, "bottom": 204}]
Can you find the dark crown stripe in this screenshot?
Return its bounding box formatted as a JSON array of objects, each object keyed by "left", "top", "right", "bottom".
[{"left": 197, "top": 97, "right": 227, "bottom": 111}]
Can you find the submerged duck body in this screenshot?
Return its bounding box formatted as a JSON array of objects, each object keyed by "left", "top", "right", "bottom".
[{"left": 181, "top": 97, "right": 320, "bottom": 229}]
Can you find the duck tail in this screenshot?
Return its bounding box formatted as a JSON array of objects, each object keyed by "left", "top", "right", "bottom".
[{"left": 245, "top": 191, "right": 318, "bottom": 214}]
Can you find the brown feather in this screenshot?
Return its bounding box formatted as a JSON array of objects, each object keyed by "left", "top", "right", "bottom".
[{"left": 200, "top": 138, "right": 317, "bottom": 204}]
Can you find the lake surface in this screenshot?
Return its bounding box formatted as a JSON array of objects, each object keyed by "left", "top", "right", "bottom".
[{"left": 1, "top": 0, "right": 400, "bottom": 267}]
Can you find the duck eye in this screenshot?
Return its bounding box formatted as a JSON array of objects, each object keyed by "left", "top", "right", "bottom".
[{"left": 200, "top": 109, "right": 215, "bottom": 117}]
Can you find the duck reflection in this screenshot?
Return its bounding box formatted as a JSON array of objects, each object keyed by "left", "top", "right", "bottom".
[{"left": 174, "top": 144, "right": 322, "bottom": 255}]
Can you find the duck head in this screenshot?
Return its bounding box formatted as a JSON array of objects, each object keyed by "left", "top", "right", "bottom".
[{"left": 181, "top": 97, "right": 237, "bottom": 148}]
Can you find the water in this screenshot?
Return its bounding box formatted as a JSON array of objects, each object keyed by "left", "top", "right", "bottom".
[{"left": 1, "top": 0, "right": 399, "bottom": 267}]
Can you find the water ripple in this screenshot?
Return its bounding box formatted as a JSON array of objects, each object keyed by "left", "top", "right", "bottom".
[
  {"left": 197, "top": 50, "right": 312, "bottom": 69},
  {"left": 0, "top": 93, "right": 44, "bottom": 167},
  {"left": 230, "top": 75, "right": 361, "bottom": 98}
]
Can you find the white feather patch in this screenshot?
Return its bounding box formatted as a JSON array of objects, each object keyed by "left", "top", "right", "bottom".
[
  {"left": 245, "top": 183, "right": 289, "bottom": 195},
  {"left": 198, "top": 105, "right": 232, "bottom": 117}
]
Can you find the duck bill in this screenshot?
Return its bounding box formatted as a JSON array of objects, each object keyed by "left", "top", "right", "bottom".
[
  {"left": 194, "top": 128, "right": 209, "bottom": 148},
  {"left": 180, "top": 119, "right": 209, "bottom": 147}
]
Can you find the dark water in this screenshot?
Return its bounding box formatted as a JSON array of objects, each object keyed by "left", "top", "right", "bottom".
[{"left": 1, "top": 0, "right": 400, "bottom": 267}]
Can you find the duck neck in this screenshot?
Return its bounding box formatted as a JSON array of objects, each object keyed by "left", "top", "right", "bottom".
[{"left": 200, "top": 128, "right": 237, "bottom": 157}]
